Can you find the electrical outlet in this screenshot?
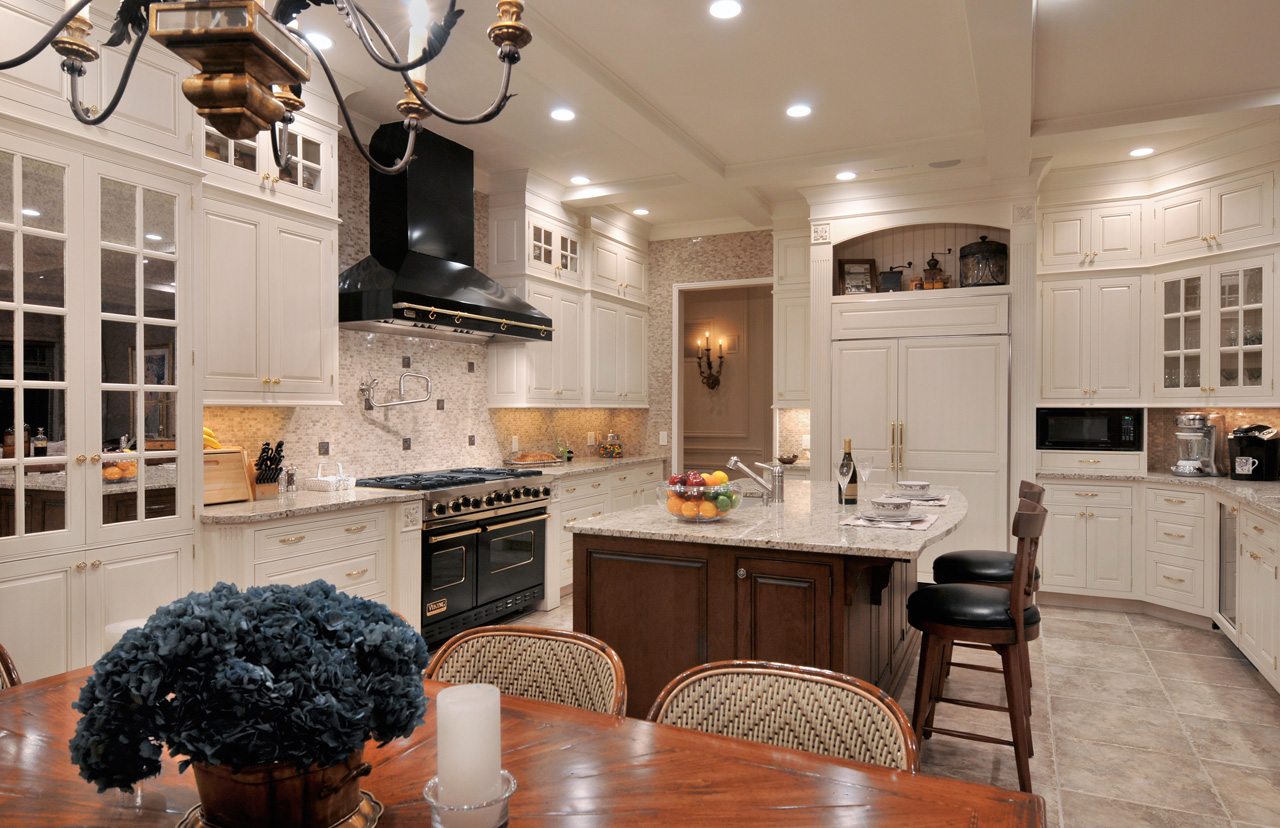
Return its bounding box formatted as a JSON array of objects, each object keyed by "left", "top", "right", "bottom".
[
  {"left": 802, "top": 434, "right": 811, "bottom": 450},
  {"left": 402, "top": 437, "right": 412, "bottom": 451},
  {"left": 436, "top": 399, "right": 445, "bottom": 410},
  {"left": 402, "top": 356, "right": 411, "bottom": 368},
  {"left": 511, "top": 436, "right": 519, "bottom": 452},
  {"left": 587, "top": 431, "right": 595, "bottom": 446},
  {"left": 317, "top": 441, "right": 330, "bottom": 456},
  {"left": 659, "top": 431, "right": 668, "bottom": 446},
  {"left": 468, "top": 435, "right": 476, "bottom": 446},
  {"left": 467, "top": 361, "right": 475, "bottom": 373}
]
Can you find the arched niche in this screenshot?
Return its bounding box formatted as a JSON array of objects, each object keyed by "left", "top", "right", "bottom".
[{"left": 831, "top": 222, "right": 1009, "bottom": 295}]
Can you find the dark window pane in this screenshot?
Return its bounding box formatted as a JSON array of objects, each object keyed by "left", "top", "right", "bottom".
[
  {"left": 0, "top": 473, "right": 13, "bottom": 537},
  {"left": 143, "top": 326, "right": 176, "bottom": 386},
  {"left": 0, "top": 230, "right": 12, "bottom": 302},
  {"left": 23, "top": 235, "right": 64, "bottom": 307},
  {"left": 101, "top": 320, "right": 135, "bottom": 383},
  {"left": 24, "top": 312, "right": 64, "bottom": 381},
  {"left": 102, "top": 389, "right": 136, "bottom": 452},
  {"left": 25, "top": 387, "right": 65, "bottom": 451},
  {"left": 142, "top": 190, "right": 175, "bottom": 254},
  {"left": 25, "top": 462, "right": 66, "bottom": 533},
  {"left": 142, "top": 458, "right": 176, "bottom": 520},
  {"left": 142, "top": 258, "right": 176, "bottom": 319},
  {"left": 0, "top": 309, "right": 11, "bottom": 380},
  {"left": 0, "top": 151, "right": 12, "bottom": 224},
  {"left": 101, "top": 249, "right": 136, "bottom": 315}
]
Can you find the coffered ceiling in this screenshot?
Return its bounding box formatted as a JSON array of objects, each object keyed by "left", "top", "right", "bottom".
[{"left": 303, "top": 0, "right": 1280, "bottom": 236}]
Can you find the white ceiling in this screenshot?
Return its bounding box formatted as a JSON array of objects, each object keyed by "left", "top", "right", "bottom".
[{"left": 301, "top": 0, "right": 1280, "bottom": 235}]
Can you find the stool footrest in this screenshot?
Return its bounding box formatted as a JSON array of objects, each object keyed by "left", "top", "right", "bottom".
[
  {"left": 938, "top": 695, "right": 1010, "bottom": 714},
  {"left": 954, "top": 642, "right": 996, "bottom": 651},
  {"left": 951, "top": 661, "right": 1002, "bottom": 674},
  {"left": 924, "top": 726, "right": 1015, "bottom": 748}
]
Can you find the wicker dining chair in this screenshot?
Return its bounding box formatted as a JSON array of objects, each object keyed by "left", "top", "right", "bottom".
[
  {"left": 0, "top": 643, "right": 20, "bottom": 690},
  {"left": 425, "top": 625, "right": 628, "bottom": 716},
  {"left": 647, "top": 660, "right": 919, "bottom": 772}
]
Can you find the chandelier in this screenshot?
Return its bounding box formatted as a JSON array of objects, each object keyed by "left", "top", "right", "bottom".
[{"left": 0, "top": 0, "right": 530, "bottom": 175}]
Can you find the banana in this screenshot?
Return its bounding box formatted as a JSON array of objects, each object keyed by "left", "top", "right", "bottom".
[
  {"left": 203, "top": 436, "right": 222, "bottom": 450},
  {"left": 202, "top": 427, "right": 216, "bottom": 438}
]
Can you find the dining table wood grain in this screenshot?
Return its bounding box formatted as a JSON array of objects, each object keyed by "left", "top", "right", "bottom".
[{"left": 0, "top": 669, "right": 1044, "bottom": 826}]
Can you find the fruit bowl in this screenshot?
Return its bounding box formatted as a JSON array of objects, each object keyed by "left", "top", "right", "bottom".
[{"left": 658, "top": 481, "right": 744, "bottom": 522}]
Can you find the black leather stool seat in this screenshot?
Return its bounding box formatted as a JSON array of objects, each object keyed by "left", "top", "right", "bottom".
[
  {"left": 933, "top": 550, "right": 1040, "bottom": 584},
  {"left": 908, "top": 584, "right": 1041, "bottom": 630}
]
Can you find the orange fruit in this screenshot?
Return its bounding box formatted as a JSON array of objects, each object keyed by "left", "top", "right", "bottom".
[
  {"left": 666, "top": 496, "right": 684, "bottom": 515},
  {"left": 102, "top": 466, "right": 123, "bottom": 481},
  {"left": 680, "top": 501, "right": 699, "bottom": 519},
  {"left": 698, "top": 500, "right": 718, "bottom": 519}
]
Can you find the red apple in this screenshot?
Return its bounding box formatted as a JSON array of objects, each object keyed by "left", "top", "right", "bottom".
[{"left": 668, "top": 474, "right": 683, "bottom": 486}]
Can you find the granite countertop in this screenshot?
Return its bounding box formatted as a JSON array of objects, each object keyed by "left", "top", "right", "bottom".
[
  {"left": 3, "top": 463, "right": 177, "bottom": 493},
  {"left": 568, "top": 481, "right": 968, "bottom": 560},
  {"left": 1037, "top": 471, "right": 1280, "bottom": 520},
  {"left": 532, "top": 455, "right": 667, "bottom": 481},
  {"left": 200, "top": 488, "right": 423, "bottom": 525}
]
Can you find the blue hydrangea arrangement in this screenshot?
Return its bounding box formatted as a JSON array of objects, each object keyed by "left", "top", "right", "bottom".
[{"left": 70, "top": 580, "right": 430, "bottom": 792}]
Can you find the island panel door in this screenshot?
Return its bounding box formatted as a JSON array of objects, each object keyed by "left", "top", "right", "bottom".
[{"left": 734, "top": 557, "right": 832, "bottom": 669}]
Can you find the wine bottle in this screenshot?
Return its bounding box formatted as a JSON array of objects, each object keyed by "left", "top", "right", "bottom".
[{"left": 838, "top": 437, "right": 858, "bottom": 505}]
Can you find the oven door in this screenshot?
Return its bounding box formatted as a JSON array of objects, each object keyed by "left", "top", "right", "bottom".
[
  {"left": 1036, "top": 408, "right": 1142, "bottom": 451},
  {"left": 422, "top": 522, "right": 479, "bottom": 626},
  {"left": 476, "top": 510, "right": 547, "bottom": 606}
]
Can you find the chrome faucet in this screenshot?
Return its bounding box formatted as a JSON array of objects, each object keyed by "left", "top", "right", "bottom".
[{"left": 727, "top": 456, "right": 785, "bottom": 506}]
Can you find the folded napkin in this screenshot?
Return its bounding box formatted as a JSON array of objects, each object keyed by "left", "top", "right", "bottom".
[{"left": 840, "top": 513, "right": 940, "bottom": 531}]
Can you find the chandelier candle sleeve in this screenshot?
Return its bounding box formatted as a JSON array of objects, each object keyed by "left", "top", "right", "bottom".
[
  {"left": 436, "top": 684, "right": 502, "bottom": 810},
  {"left": 406, "top": 1, "right": 428, "bottom": 83}
]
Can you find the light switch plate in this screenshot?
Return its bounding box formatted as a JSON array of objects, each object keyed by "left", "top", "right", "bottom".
[
  {"left": 587, "top": 431, "right": 595, "bottom": 446},
  {"left": 511, "top": 436, "right": 519, "bottom": 452},
  {"left": 402, "top": 437, "right": 412, "bottom": 451},
  {"left": 802, "top": 434, "right": 811, "bottom": 450},
  {"left": 659, "top": 431, "right": 668, "bottom": 445},
  {"left": 318, "top": 442, "right": 329, "bottom": 456}
]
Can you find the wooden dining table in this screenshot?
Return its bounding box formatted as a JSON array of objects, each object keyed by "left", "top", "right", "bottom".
[{"left": 0, "top": 669, "right": 1044, "bottom": 826}]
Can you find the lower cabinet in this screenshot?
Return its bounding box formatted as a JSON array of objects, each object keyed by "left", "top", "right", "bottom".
[
  {"left": 0, "top": 536, "right": 194, "bottom": 682},
  {"left": 1237, "top": 513, "right": 1279, "bottom": 680},
  {"left": 1041, "top": 485, "right": 1133, "bottom": 593},
  {"left": 734, "top": 557, "right": 831, "bottom": 669},
  {"left": 549, "top": 462, "right": 664, "bottom": 593}
]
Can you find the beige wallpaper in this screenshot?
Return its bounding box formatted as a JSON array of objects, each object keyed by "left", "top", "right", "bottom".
[{"left": 1147, "top": 407, "right": 1280, "bottom": 472}]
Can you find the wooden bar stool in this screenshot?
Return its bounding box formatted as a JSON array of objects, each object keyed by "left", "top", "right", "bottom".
[
  {"left": 907, "top": 499, "right": 1046, "bottom": 793},
  {"left": 0, "top": 643, "right": 20, "bottom": 690}
]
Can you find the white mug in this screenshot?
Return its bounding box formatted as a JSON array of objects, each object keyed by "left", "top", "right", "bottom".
[{"left": 1235, "top": 456, "right": 1260, "bottom": 475}]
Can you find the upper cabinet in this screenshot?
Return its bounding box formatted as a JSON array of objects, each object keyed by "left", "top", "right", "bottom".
[
  {"left": 200, "top": 116, "right": 337, "bottom": 214},
  {"left": 773, "top": 232, "right": 810, "bottom": 407},
  {"left": 490, "top": 203, "right": 584, "bottom": 289},
  {"left": 1040, "top": 276, "right": 1141, "bottom": 402},
  {"left": 201, "top": 196, "right": 338, "bottom": 406},
  {"left": 1154, "top": 173, "right": 1274, "bottom": 258},
  {"left": 487, "top": 279, "right": 584, "bottom": 407},
  {"left": 1040, "top": 205, "right": 1142, "bottom": 269},
  {"left": 591, "top": 234, "right": 647, "bottom": 303},
  {"left": 588, "top": 297, "right": 648, "bottom": 408}
]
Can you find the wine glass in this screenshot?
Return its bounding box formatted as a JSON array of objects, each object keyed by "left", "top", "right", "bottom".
[
  {"left": 855, "top": 453, "right": 875, "bottom": 496},
  {"left": 834, "top": 460, "right": 855, "bottom": 512}
]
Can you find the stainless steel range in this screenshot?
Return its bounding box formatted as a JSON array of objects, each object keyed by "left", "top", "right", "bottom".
[{"left": 357, "top": 467, "right": 550, "bottom": 643}]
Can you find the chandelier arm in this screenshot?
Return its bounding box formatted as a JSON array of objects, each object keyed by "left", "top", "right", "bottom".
[
  {"left": 310, "top": 44, "right": 418, "bottom": 175},
  {"left": 0, "top": 0, "right": 93, "bottom": 70},
  {"left": 341, "top": 0, "right": 454, "bottom": 74},
  {"left": 68, "top": 33, "right": 147, "bottom": 125},
  {"left": 269, "top": 115, "right": 293, "bottom": 171}
]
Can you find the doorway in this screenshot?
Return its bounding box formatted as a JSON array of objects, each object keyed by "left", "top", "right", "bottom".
[{"left": 673, "top": 281, "right": 774, "bottom": 477}]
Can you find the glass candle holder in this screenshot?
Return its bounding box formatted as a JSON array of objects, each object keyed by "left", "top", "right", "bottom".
[{"left": 423, "top": 769, "right": 516, "bottom": 828}]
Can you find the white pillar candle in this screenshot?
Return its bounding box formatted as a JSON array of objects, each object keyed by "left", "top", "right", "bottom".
[
  {"left": 406, "top": 2, "right": 429, "bottom": 84},
  {"left": 64, "top": 0, "right": 80, "bottom": 16},
  {"left": 436, "top": 684, "right": 502, "bottom": 807}
]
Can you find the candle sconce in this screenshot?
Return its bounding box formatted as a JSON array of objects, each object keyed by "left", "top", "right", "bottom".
[{"left": 696, "top": 334, "right": 725, "bottom": 391}]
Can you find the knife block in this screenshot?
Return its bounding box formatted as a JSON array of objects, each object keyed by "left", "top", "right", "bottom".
[{"left": 253, "top": 481, "right": 280, "bottom": 501}]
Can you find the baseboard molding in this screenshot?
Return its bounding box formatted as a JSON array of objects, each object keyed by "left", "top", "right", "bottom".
[
  {"left": 1036, "top": 591, "right": 1215, "bottom": 630},
  {"left": 561, "top": 583, "right": 573, "bottom": 598}
]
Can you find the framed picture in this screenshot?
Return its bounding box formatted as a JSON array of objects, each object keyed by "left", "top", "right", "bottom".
[{"left": 835, "top": 259, "right": 876, "bottom": 295}]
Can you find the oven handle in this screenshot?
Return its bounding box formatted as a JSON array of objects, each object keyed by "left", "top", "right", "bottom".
[
  {"left": 484, "top": 514, "right": 550, "bottom": 532},
  {"left": 427, "top": 526, "right": 482, "bottom": 544}
]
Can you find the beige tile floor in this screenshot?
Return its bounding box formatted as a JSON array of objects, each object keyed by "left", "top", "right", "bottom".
[{"left": 513, "top": 598, "right": 1280, "bottom": 827}]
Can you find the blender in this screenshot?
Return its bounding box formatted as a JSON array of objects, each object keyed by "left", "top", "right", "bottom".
[{"left": 1171, "top": 412, "right": 1225, "bottom": 476}]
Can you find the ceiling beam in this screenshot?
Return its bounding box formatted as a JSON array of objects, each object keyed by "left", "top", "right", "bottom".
[
  {"left": 562, "top": 174, "right": 686, "bottom": 206},
  {"left": 963, "top": 0, "right": 1033, "bottom": 181}
]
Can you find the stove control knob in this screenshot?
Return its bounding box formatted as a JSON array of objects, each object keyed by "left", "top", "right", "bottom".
[
  {"left": 511, "top": 488, "right": 522, "bottom": 499},
  {"left": 501, "top": 492, "right": 513, "bottom": 503},
  {"left": 540, "top": 486, "right": 552, "bottom": 497},
  {"left": 432, "top": 502, "right": 448, "bottom": 516},
  {"left": 450, "top": 499, "right": 464, "bottom": 513},
  {"left": 469, "top": 497, "right": 483, "bottom": 509},
  {"left": 522, "top": 486, "right": 535, "bottom": 497},
  {"left": 484, "top": 494, "right": 496, "bottom": 506}
]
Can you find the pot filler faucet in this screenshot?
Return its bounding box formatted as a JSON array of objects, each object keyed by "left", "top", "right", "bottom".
[{"left": 727, "top": 457, "right": 785, "bottom": 506}]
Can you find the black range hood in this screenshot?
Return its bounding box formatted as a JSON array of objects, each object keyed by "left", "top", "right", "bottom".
[{"left": 338, "top": 125, "right": 552, "bottom": 343}]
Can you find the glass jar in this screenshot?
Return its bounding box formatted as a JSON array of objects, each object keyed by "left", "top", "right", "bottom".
[{"left": 958, "top": 235, "right": 1009, "bottom": 287}]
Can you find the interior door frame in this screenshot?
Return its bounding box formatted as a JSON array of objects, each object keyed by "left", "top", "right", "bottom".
[{"left": 671, "top": 278, "right": 775, "bottom": 474}]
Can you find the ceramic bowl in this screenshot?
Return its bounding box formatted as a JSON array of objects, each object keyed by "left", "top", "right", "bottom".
[
  {"left": 895, "top": 480, "right": 931, "bottom": 495},
  {"left": 870, "top": 496, "right": 912, "bottom": 517},
  {"left": 776, "top": 454, "right": 799, "bottom": 465},
  {"left": 658, "top": 482, "right": 744, "bottom": 522}
]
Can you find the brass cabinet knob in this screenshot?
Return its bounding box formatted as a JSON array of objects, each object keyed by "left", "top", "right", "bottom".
[
  {"left": 89, "top": 454, "right": 101, "bottom": 464},
  {"left": 75, "top": 561, "right": 87, "bottom": 572},
  {"left": 737, "top": 568, "right": 747, "bottom": 579},
  {"left": 75, "top": 454, "right": 87, "bottom": 464},
  {"left": 271, "top": 377, "right": 281, "bottom": 385},
  {"left": 262, "top": 377, "right": 271, "bottom": 384},
  {"left": 90, "top": 559, "right": 101, "bottom": 569}
]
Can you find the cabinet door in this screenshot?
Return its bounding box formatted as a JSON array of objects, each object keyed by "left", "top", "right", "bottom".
[
  {"left": 553, "top": 289, "right": 585, "bottom": 403},
  {"left": 831, "top": 340, "right": 896, "bottom": 484},
  {"left": 523, "top": 282, "right": 557, "bottom": 401},
  {"left": 620, "top": 307, "right": 647, "bottom": 403},
  {"left": 1212, "top": 173, "right": 1273, "bottom": 248},
  {"left": 1086, "top": 507, "right": 1133, "bottom": 592},
  {"left": 621, "top": 251, "right": 647, "bottom": 301},
  {"left": 1090, "top": 205, "right": 1142, "bottom": 264},
  {"left": 774, "top": 293, "right": 810, "bottom": 405},
  {"left": 1154, "top": 269, "right": 1210, "bottom": 399},
  {"left": 1042, "top": 508, "right": 1087, "bottom": 588},
  {"left": 1040, "top": 209, "right": 1090, "bottom": 268},
  {"left": 527, "top": 220, "right": 557, "bottom": 279},
  {"left": 592, "top": 238, "right": 621, "bottom": 293},
  {"left": 266, "top": 217, "right": 336, "bottom": 399},
  {"left": 84, "top": 536, "right": 193, "bottom": 661},
  {"left": 555, "top": 229, "right": 583, "bottom": 287},
  {"left": 590, "top": 301, "right": 621, "bottom": 401},
  {"left": 1212, "top": 258, "right": 1270, "bottom": 398},
  {"left": 774, "top": 234, "right": 809, "bottom": 289},
  {"left": 1091, "top": 276, "right": 1142, "bottom": 399},
  {"left": 735, "top": 557, "right": 831, "bottom": 669},
  {"left": 1238, "top": 538, "right": 1279, "bottom": 674},
  {"left": 202, "top": 204, "right": 268, "bottom": 396},
  {"left": 1040, "top": 280, "right": 1089, "bottom": 399},
  {"left": 269, "top": 118, "right": 336, "bottom": 211},
  {"left": 0, "top": 550, "right": 86, "bottom": 682},
  {"left": 1154, "top": 188, "right": 1212, "bottom": 257}
]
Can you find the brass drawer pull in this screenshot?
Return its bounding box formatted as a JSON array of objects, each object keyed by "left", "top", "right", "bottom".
[
  {"left": 564, "top": 517, "right": 578, "bottom": 525},
  {"left": 1253, "top": 525, "right": 1267, "bottom": 534},
  {"left": 345, "top": 567, "right": 368, "bottom": 579},
  {"left": 618, "top": 475, "right": 629, "bottom": 481},
  {"left": 1161, "top": 574, "right": 1187, "bottom": 584},
  {"left": 1162, "top": 531, "right": 1187, "bottom": 539},
  {"left": 591, "top": 511, "right": 602, "bottom": 517},
  {"left": 565, "top": 486, "right": 577, "bottom": 494},
  {"left": 428, "top": 527, "right": 482, "bottom": 544},
  {"left": 1079, "top": 459, "right": 1102, "bottom": 464},
  {"left": 485, "top": 514, "right": 550, "bottom": 532},
  {"left": 1074, "top": 492, "right": 1098, "bottom": 498},
  {"left": 344, "top": 524, "right": 368, "bottom": 534},
  {"left": 1249, "top": 551, "right": 1263, "bottom": 562},
  {"left": 1162, "top": 497, "right": 1188, "bottom": 505},
  {"left": 591, "top": 482, "right": 602, "bottom": 489},
  {"left": 279, "top": 535, "right": 306, "bottom": 545}
]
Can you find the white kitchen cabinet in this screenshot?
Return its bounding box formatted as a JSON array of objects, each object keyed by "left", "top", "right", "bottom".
[
  {"left": 1041, "top": 506, "right": 1088, "bottom": 588},
  {"left": 774, "top": 233, "right": 809, "bottom": 290},
  {"left": 1040, "top": 499, "right": 1132, "bottom": 593},
  {"left": 588, "top": 297, "right": 649, "bottom": 408},
  {"left": 774, "top": 292, "right": 810, "bottom": 406},
  {"left": 1238, "top": 531, "right": 1279, "bottom": 678},
  {"left": 201, "top": 115, "right": 338, "bottom": 215},
  {"left": 489, "top": 204, "right": 583, "bottom": 288},
  {"left": 1040, "top": 276, "right": 1141, "bottom": 401},
  {"left": 1153, "top": 256, "right": 1271, "bottom": 401},
  {"left": 550, "top": 462, "right": 663, "bottom": 592},
  {"left": 84, "top": 536, "right": 194, "bottom": 657},
  {"left": 1154, "top": 172, "right": 1274, "bottom": 258},
  {"left": 1154, "top": 188, "right": 1213, "bottom": 258},
  {"left": 592, "top": 235, "right": 647, "bottom": 303},
  {"left": 1040, "top": 205, "right": 1141, "bottom": 268},
  {"left": 487, "top": 280, "right": 584, "bottom": 407},
  {"left": 201, "top": 197, "right": 338, "bottom": 405},
  {"left": 832, "top": 336, "right": 1009, "bottom": 579}
]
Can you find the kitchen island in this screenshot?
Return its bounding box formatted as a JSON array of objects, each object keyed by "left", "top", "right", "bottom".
[{"left": 570, "top": 481, "right": 968, "bottom": 713}]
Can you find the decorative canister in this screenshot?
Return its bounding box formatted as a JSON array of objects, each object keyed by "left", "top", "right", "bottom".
[
  {"left": 598, "top": 433, "right": 623, "bottom": 458},
  {"left": 958, "top": 235, "right": 1008, "bottom": 287}
]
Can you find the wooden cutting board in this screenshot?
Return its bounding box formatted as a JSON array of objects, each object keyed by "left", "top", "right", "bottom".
[{"left": 203, "top": 447, "right": 255, "bottom": 506}]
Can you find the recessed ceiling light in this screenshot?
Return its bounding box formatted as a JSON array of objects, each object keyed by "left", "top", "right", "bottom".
[
  {"left": 709, "top": 0, "right": 742, "bottom": 18},
  {"left": 632, "top": 208, "right": 650, "bottom": 216},
  {"left": 20, "top": 207, "right": 39, "bottom": 217},
  {"left": 1129, "top": 146, "right": 1155, "bottom": 158},
  {"left": 305, "top": 32, "right": 332, "bottom": 50},
  {"left": 145, "top": 233, "right": 163, "bottom": 241},
  {"left": 550, "top": 108, "right": 576, "bottom": 122},
  {"left": 570, "top": 175, "right": 591, "bottom": 186},
  {"left": 786, "top": 103, "right": 812, "bottom": 119},
  {"left": 835, "top": 171, "right": 856, "bottom": 181}
]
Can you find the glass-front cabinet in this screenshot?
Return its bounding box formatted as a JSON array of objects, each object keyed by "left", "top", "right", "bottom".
[
  {"left": 1155, "top": 257, "right": 1271, "bottom": 400},
  {"left": 201, "top": 117, "right": 334, "bottom": 210}
]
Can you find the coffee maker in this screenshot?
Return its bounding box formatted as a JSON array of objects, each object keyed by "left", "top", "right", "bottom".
[
  {"left": 1172, "top": 412, "right": 1226, "bottom": 477},
  {"left": 1228, "top": 424, "right": 1280, "bottom": 481}
]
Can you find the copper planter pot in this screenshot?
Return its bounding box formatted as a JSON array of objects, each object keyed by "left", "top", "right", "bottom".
[{"left": 191, "top": 747, "right": 371, "bottom": 828}]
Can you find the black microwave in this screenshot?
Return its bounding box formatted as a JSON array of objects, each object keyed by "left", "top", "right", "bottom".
[{"left": 1036, "top": 408, "right": 1144, "bottom": 452}]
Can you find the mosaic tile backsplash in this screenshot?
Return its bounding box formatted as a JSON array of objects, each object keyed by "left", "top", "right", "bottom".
[
  {"left": 777, "top": 408, "right": 811, "bottom": 460},
  {"left": 1147, "top": 407, "right": 1280, "bottom": 472}
]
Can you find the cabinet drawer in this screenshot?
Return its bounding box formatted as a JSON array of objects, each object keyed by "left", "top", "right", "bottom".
[
  {"left": 253, "top": 511, "right": 387, "bottom": 561},
  {"left": 1146, "top": 553, "right": 1204, "bottom": 609},
  {"left": 612, "top": 463, "right": 662, "bottom": 487},
  {"left": 1241, "top": 510, "right": 1280, "bottom": 552},
  {"left": 1145, "top": 488, "right": 1206, "bottom": 515},
  {"left": 559, "top": 494, "right": 610, "bottom": 531},
  {"left": 1038, "top": 451, "right": 1145, "bottom": 474},
  {"left": 1146, "top": 511, "right": 1206, "bottom": 561},
  {"left": 557, "top": 475, "right": 608, "bottom": 501},
  {"left": 1043, "top": 483, "right": 1133, "bottom": 508},
  {"left": 253, "top": 539, "right": 387, "bottom": 598}
]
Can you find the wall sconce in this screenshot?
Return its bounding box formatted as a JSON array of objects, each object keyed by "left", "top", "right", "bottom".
[{"left": 697, "top": 332, "right": 725, "bottom": 390}]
